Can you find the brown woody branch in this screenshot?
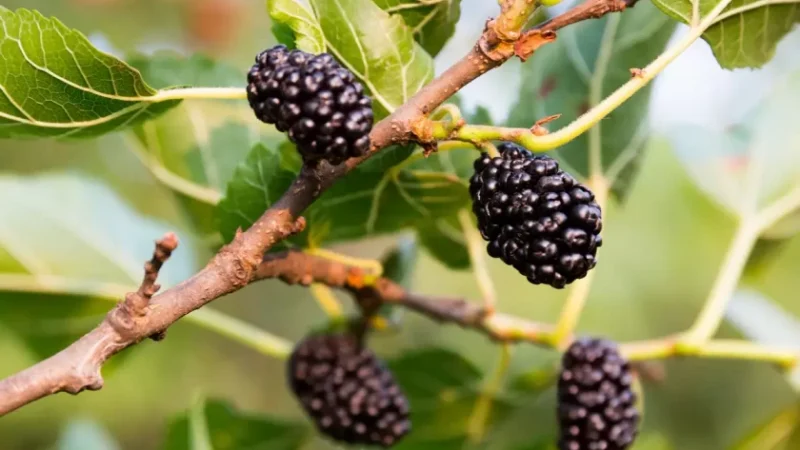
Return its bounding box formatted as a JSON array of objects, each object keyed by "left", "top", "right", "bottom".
[
  {"left": 255, "top": 251, "right": 556, "bottom": 344},
  {"left": 515, "top": 0, "right": 637, "bottom": 61},
  {"left": 0, "top": 0, "right": 630, "bottom": 417}
]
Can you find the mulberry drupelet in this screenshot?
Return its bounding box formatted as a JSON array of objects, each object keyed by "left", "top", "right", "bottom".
[
  {"left": 247, "top": 45, "right": 373, "bottom": 165},
  {"left": 557, "top": 338, "right": 639, "bottom": 450},
  {"left": 287, "top": 333, "right": 411, "bottom": 447},
  {"left": 469, "top": 143, "right": 602, "bottom": 288}
]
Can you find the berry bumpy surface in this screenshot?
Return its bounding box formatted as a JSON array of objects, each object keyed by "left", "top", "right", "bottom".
[
  {"left": 247, "top": 45, "right": 373, "bottom": 165},
  {"left": 287, "top": 333, "right": 411, "bottom": 447},
  {"left": 557, "top": 338, "right": 639, "bottom": 450},
  {"left": 469, "top": 143, "right": 602, "bottom": 288}
]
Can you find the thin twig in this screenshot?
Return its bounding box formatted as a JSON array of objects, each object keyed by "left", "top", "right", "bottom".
[{"left": 514, "top": 0, "right": 634, "bottom": 61}]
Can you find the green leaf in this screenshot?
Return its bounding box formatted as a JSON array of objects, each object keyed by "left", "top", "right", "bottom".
[
  {"left": 374, "top": 0, "right": 462, "bottom": 56},
  {"left": 388, "top": 349, "right": 513, "bottom": 446},
  {"left": 128, "top": 52, "right": 242, "bottom": 90},
  {"left": 163, "top": 398, "right": 307, "bottom": 450},
  {"left": 669, "top": 72, "right": 800, "bottom": 221},
  {"left": 309, "top": 0, "right": 435, "bottom": 118},
  {"left": 219, "top": 145, "right": 470, "bottom": 248},
  {"left": 508, "top": 2, "right": 675, "bottom": 193},
  {"left": 651, "top": 0, "right": 800, "bottom": 69},
  {"left": 126, "top": 53, "right": 285, "bottom": 234},
  {"left": 0, "top": 7, "right": 179, "bottom": 138},
  {"left": 217, "top": 143, "right": 298, "bottom": 244},
  {"left": 267, "top": 0, "right": 326, "bottom": 54},
  {"left": 389, "top": 349, "right": 482, "bottom": 397},
  {"left": 0, "top": 173, "right": 197, "bottom": 359},
  {"left": 56, "top": 419, "right": 120, "bottom": 450}
]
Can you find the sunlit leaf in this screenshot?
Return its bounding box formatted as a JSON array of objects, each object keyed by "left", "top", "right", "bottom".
[
  {"left": 0, "top": 7, "right": 179, "bottom": 138},
  {"left": 308, "top": 0, "right": 435, "bottom": 118},
  {"left": 375, "top": 0, "right": 462, "bottom": 56},
  {"left": 651, "top": 0, "right": 800, "bottom": 69},
  {"left": 267, "top": 0, "right": 326, "bottom": 54}
]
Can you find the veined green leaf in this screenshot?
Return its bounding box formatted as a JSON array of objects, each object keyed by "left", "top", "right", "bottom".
[
  {"left": 374, "top": 0, "right": 462, "bottom": 56},
  {"left": 267, "top": 0, "right": 326, "bottom": 54},
  {"left": 651, "top": 0, "right": 800, "bottom": 69},
  {"left": 127, "top": 53, "right": 284, "bottom": 235},
  {"left": 218, "top": 145, "right": 471, "bottom": 248},
  {"left": 0, "top": 7, "right": 179, "bottom": 138},
  {"left": 308, "top": 0, "right": 435, "bottom": 118}
]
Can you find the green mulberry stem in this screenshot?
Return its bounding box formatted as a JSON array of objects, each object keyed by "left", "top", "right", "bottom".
[
  {"left": 683, "top": 222, "right": 761, "bottom": 345},
  {"left": 466, "top": 344, "right": 513, "bottom": 444},
  {"left": 459, "top": 209, "right": 498, "bottom": 313},
  {"left": 187, "top": 308, "right": 293, "bottom": 360},
  {"left": 621, "top": 338, "right": 798, "bottom": 369},
  {"left": 427, "top": 0, "right": 734, "bottom": 153},
  {"left": 148, "top": 87, "right": 248, "bottom": 102}
]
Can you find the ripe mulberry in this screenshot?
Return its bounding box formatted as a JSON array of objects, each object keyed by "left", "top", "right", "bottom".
[
  {"left": 287, "top": 333, "right": 411, "bottom": 447},
  {"left": 558, "top": 338, "right": 639, "bottom": 450},
  {"left": 469, "top": 143, "right": 602, "bottom": 288},
  {"left": 247, "top": 45, "right": 373, "bottom": 165}
]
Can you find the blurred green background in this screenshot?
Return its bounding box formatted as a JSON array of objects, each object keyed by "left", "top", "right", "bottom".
[{"left": 0, "top": 0, "right": 799, "bottom": 449}]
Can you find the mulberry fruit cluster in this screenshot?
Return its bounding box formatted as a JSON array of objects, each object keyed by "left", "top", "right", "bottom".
[
  {"left": 287, "top": 333, "right": 411, "bottom": 447},
  {"left": 247, "top": 45, "right": 373, "bottom": 165},
  {"left": 469, "top": 143, "right": 602, "bottom": 288},
  {"left": 557, "top": 338, "right": 639, "bottom": 450}
]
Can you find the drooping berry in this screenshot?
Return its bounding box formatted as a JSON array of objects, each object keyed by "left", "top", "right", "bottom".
[
  {"left": 247, "top": 45, "right": 373, "bottom": 165},
  {"left": 558, "top": 338, "right": 639, "bottom": 450},
  {"left": 287, "top": 333, "right": 411, "bottom": 447},
  {"left": 469, "top": 143, "right": 602, "bottom": 288}
]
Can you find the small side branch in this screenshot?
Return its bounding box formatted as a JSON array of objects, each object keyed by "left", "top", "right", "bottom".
[
  {"left": 113, "top": 233, "right": 179, "bottom": 338},
  {"left": 253, "top": 251, "right": 556, "bottom": 345},
  {"left": 515, "top": 0, "right": 635, "bottom": 60},
  {"left": 0, "top": 233, "right": 180, "bottom": 416}
]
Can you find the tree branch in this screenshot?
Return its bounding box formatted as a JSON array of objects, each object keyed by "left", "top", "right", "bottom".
[
  {"left": 0, "top": 0, "right": 548, "bottom": 417},
  {"left": 0, "top": 233, "right": 179, "bottom": 415},
  {"left": 0, "top": 0, "right": 652, "bottom": 417},
  {"left": 254, "top": 251, "right": 556, "bottom": 344}
]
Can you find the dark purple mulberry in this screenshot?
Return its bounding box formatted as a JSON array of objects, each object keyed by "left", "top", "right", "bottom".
[
  {"left": 247, "top": 45, "right": 373, "bottom": 165},
  {"left": 558, "top": 338, "right": 639, "bottom": 450},
  {"left": 288, "top": 333, "right": 411, "bottom": 447},
  {"left": 469, "top": 143, "right": 602, "bottom": 288}
]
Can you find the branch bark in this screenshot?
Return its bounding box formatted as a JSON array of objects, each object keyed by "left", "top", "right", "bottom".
[
  {"left": 0, "top": 0, "right": 629, "bottom": 417},
  {"left": 254, "top": 251, "right": 556, "bottom": 344}
]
